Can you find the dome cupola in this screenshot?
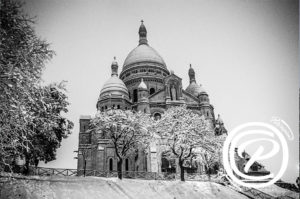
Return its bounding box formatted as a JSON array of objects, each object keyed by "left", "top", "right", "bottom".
[
  {"left": 199, "top": 84, "right": 207, "bottom": 94},
  {"left": 198, "top": 84, "right": 210, "bottom": 103},
  {"left": 111, "top": 56, "right": 118, "bottom": 76},
  {"left": 216, "top": 114, "right": 224, "bottom": 124},
  {"left": 188, "top": 64, "right": 196, "bottom": 83},
  {"left": 99, "top": 57, "right": 129, "bottom": 101},
  {"left": 186, "top": 64, "right": 203, "bottom": 97},
  {"left": 139, "top": 20, "right": 148, "bottom": 45}
]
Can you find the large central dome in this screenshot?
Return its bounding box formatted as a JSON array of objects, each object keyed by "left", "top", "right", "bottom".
[
  {"left": 121, "top": 21, "right": 167, "bottom": 73},
  {"left": 123, "top": 45, "right": 166, "bottom": 70}
]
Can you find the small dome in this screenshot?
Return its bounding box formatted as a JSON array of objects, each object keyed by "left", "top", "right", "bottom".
[
  {"left": 99, "top": 57, "right": 129, "bottom": 101},
  {"left": 199, "top": 84, "right": 207, "bottom": 94},
  {"left": 99, "top": 76, "right": 129, "bottom": 100},
  {"left": 186, "top": 82, "right": 201, "bottom": 96},
  {"left": 138, "top": 78, "right": 147, "bottom": 90},
  {"left": 186, "top": 83, "right": 207, "bottom": 97},
  {"left": 216, "top": 114, "right": 224, "bottom": 124},
  {"left": 123, "top": 44, "right": 166, "bottom": 70}
]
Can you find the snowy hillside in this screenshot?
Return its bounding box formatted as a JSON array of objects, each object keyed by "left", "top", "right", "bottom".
[{"left": 0, "top": 175, "right": 249, "bottom": 199}]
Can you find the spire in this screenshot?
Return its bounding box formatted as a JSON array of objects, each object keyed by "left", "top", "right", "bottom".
[
  {"left": 139, "top": 20, "right": 148, "bottom": 45},
  {"left": 188, "top": 64, "right": 196, "bottom": 83},
  {"left": 111, "top": 56, "right": 118, "bottom": 76}
]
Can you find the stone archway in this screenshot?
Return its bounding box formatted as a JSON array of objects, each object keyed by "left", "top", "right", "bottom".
[
  {"left": 161, "top": 152, "right": 176, "bottom": 173},
  {"left": 153, "top": 112, "right": 161, "bottom": 120}
]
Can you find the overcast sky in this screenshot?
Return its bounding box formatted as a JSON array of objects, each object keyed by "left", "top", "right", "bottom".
[{"left": 22, "top": 0, "right": 298, "bottom": 183}]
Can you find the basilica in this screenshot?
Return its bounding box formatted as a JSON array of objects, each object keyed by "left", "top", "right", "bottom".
[{"left": 77, "top": 21, "right": 227, "bottom": 174}]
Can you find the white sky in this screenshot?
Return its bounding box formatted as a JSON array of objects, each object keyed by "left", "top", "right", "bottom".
[{"left": 23, "top": 0, "right": 298, "bottom": 183}]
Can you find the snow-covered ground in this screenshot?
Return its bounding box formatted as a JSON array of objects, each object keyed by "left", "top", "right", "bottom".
[
  {"left": 257, "top": 184, "right": 299, "bottom": 199},
  {"left": 0, "top": 175, "right": 250, "bottom": 199}
]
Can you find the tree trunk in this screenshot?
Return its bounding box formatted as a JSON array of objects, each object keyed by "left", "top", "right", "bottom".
[
  {"left": 179, "top": 160, "right": 185, "bottom": 181},
  {"left": 208, "top": 170, "right": 211, "bottom": 181},
  {"left": 117, "top": 159, "right": 123, "bottom": 179},
  {"left": 206, "top": 166, "right": 211, "bottom": 181},
  {"left": 23, "top": 153, "right": 30, "bottom": 175},
  {"left": 34, "top": 158, "right": 39, "bottom": 169}
]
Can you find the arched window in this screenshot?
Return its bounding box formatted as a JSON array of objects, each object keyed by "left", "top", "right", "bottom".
[
  {"left": 101, "top": 107, "right": 104, "bottom": 112},
  {"left": 150, "top": 88, "right": 155, "bottom": 95},
  {"left": 125, "top": 107, "right": 127, "bottom": 110},
  {"left": 125, "top": 159, "right": 129, "bottom": 171},
  {"left": 154, "top": 113, "right": 161, "bottom": 121},
  {"left": 207, "top": 111, "right": 209, "bottom": 117},
  {"left": 133, "top": 89, "right": 138, "bottom": 102},
  {"left": 105, "top": 106, "right": 107, "bottom": 109},
  {"left": 109, "top": 158, "right": 113, "bottom": 171},
  {"left": 112, "top": 104, "right": 115, "bottom": 109},
  {"left": 117, "top": 105, "right": 120, "bottom": 109}
]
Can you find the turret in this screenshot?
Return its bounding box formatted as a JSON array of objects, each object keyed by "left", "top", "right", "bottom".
[
  {"left": 186, "top": 64, "right": 202, "bottom": 97},
  {"left": 188, "top": 64, "right": 196, "bottom": 84},
  {"left": 111, "top": 56, "right": 118, "bottom": 76},
  {"left": 137, "top": 78, "right": 150, "bottom": 113},
  {"left": 215, "top": 114, "right": 227, "bottom": 135},
  {"left": 198, "top": 84, "right": 210, "bottom": 104}
]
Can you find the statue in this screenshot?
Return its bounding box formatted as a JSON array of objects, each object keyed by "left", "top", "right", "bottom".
[{"left": 171, "top": 85, "right": 176, "bottom": 100}]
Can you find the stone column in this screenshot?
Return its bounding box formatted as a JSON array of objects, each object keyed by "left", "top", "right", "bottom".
[
  {"left": 149, "top": 142, "right": 158, "bottom": 172},
  {"left": 157, "top": 150, "right": 162, "bottom": 173}
]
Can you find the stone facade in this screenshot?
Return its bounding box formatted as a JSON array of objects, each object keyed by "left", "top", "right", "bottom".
[{"left": 77, "top": 21, "right": 227, "bottom": 173}]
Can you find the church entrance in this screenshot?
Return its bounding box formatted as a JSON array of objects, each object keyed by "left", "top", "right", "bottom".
[
  {"left": 133, "top": 89, "right": 138, "bottom": 102},
  {"left": 161, "top": 157, "right": 176, "bottom": 173}
]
